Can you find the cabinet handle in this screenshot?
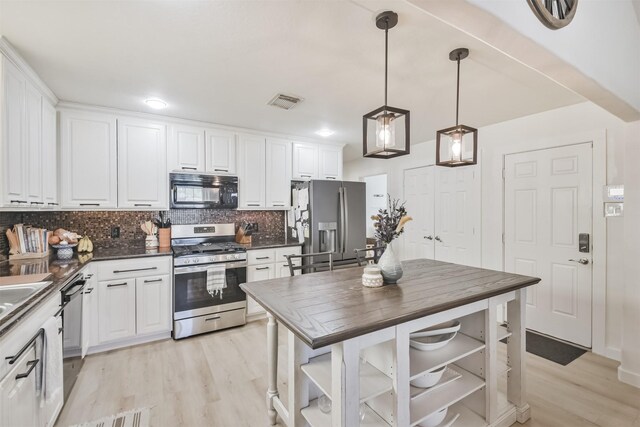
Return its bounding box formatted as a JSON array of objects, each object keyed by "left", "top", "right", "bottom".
[
  {"left": 30, "top": 201, "right": 44, "bottom": 205},
  {"left": 255, "top": 257, "right": 270, "bottom": 260},
  {"left": 205, "top": 316, "right": 221, "bottom": 321},
  {"left": 10, "top": 200, "right": 27, "bottom": 204},
  {"left": 256, "top": 266, "right": 270, "bottom": 271},
  {"left": 134, "top": 203, "right": 152, "bottom": 207},
  {"left": 83, "top": 288, "right": 94, "bottom": 294},
  {"left": 47, "top": 202, "right": 59, "bottom": 206},
  {"left": 15, "top": 359, "right": 39, "bottom": 380},
  {"left": 214, "top": 168, "right": 228, "bottom": 172},
  {"left": 144, "top": 278, "right": 163, "bottom": 283},
  {"left": 247, "top": 204, "right": 260, "bottom": 207},
  {"left": 272, "top": 204, "right": 285, "bottom": 207},
  {"left": 107, "top": 282, "right": 128, "bottom": 287},
  {"left": 113, "top": 267, "right": 157, "bottom": 274},
  {"left": 300, "top": 175, "right": 312, "bottom": 178},
  {"left": 80, "top": 203, "right": 100, "bottom": 206},
  {"left": 181, "top": 167, "right": 197, "bottom": 170},
  {"left": 326, "top": 176, "right": 336, "bottom": 180}
]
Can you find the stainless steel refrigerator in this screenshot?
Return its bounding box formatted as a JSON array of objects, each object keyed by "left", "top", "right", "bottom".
[{"left": 288, "top": 180, "right": 366, "bottom": 264}]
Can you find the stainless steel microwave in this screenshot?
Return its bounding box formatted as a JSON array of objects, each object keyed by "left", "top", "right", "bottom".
[{"left": 170, "top": 173, "right": 238, "bottom": 209}]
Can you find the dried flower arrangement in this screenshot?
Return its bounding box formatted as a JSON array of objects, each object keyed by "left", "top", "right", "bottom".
[{"left": 371, "top": 196, "right": 412, "bottom": 244}]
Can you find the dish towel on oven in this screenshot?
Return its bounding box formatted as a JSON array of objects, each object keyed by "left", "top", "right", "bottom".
[
  {"left": 206, "top": 264, "right": 227, "bottom": 299},
  {"left": 41, "top": 315, "right": 63, "bottom": 403}
]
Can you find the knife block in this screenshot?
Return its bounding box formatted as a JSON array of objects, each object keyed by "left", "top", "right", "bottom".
[{"left": 235, "top": 228, "right": 252, "bottom": 245}]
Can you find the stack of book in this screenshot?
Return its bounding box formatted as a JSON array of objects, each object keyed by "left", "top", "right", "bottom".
[{"left": 5, "top": 224, "right": 52, "bottom": 260}]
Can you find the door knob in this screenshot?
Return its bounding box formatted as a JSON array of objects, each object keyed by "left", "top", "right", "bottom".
[
  {"left": 424, "top": 235, "right": 433, "bottom": 240},
  {"left": 569, "top": 258, "right": 589, "bottom": 265},
  {"left": 435, "top": 236, "right": 442, "bottom": 242}
]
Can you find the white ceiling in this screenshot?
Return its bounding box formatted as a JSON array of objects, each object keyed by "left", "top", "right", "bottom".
[{"left": 0, "top": 0, "right": 584, "bottom": 160}]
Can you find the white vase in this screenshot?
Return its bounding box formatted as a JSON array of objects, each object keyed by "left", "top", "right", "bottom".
[{"left": 378, "top": 241, "right": 403, "bottom": 284}]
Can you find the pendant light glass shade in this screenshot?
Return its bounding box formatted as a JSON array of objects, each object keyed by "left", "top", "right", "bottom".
[
  {"left": 363, "top": 11, "right": 410, "bottom": 159},
  {"left": 436, "top": 48, "right": 478, "bottom": 167}
]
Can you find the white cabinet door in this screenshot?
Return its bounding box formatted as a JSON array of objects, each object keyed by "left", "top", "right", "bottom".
[
  {"left": 117, "top": 118, "right": 168, "bottom": 209},
  {"left": 0, "top": 346, "right": 39, "bottom": 427},
  {"left": 25, "top": 83, "right": 43, "bottom": 206},
  {"left": 98, "top": 279, "right": 136, "bottom": 343},
  {"left": 41, "top": 101, "right": 57, "bottom": 208},
  {"left": 135, "top": 275, "right": 171, "bottom": 335},
  {"left": 318, "top": 145, "right": 343, "bottom": 180},
  {"left": 60, "top": 110, "right": 118, "bottom": 208},
  {"left": 2, "top": 57, "right": 27, "bottom": 207},
  {"left": 170, "top": 125, "right": 205, "bottom": 172},
  {"left": 238, "top": 134, "right": 266, "bottom": 208},
  {"left": 246, "top": 263, "right": 275, "bottom": 315},
  {"left": 292, "top": 142, "right": 318, "bottom": 180},
  {"left": 266, "top": 138, "right": 292, "bottom": 208},
  {"left": 205, "top": 129, "right": 237, "bottom": 175}
]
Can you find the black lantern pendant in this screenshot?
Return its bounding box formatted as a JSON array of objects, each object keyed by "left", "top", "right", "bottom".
[
  {"left": 363, "top": 11, "right": 410, "bottom": 159},
  {"left": 436, "top": 48, "right": 478, "bottom": 167}
]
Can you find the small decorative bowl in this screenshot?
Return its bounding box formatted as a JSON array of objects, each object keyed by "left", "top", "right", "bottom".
[
  {"left": 362, "top": 266, "right": 384, "bottom": 288},
  {"left": 52, "top": 243, "right": 78, "bottom": 260}
]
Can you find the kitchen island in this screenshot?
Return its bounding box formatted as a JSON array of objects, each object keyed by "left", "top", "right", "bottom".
[{"left": 241, "top": 259, "right": 541, "bottom": 427}]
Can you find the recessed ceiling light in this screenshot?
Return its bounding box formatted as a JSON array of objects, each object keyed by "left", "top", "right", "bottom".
[
  {"left": 315, "top": 128, "right": 335, "bottom": 137},
  {"left": 144, "top": 98, "right": 168, "bottom": 109}
]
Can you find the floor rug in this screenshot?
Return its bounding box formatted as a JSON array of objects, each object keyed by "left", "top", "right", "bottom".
[{"left": 68, "top": 407, "right": 150, "bottom": 427}]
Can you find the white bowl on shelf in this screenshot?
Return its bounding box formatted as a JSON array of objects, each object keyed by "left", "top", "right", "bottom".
[
  {"left": 418, "top": 407, "right": 448, "bottom": 427},
  {"left": 410, "top": 365, "right": 447, "bottom": 388},
  {"left": 410, "top": 331, "right": 457, "bottom": 351},
  {"left": 411, "top": 320, "right": 461, "bottom": 338}
]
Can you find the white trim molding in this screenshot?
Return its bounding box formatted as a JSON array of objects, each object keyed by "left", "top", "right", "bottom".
[{"left": 0, "top": 36, "right": 58, "bottom": 105}]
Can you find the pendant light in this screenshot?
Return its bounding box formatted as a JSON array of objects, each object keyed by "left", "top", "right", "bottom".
[
  {"left": 436, "top": 48, "right": 478, "bottom": 167},
  {"left": 363, "top": 11, "right": 410, "bottom": 159}
]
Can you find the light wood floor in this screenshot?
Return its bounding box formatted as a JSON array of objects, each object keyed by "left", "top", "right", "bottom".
[{"left": 56, "top": 320, "right": 640, "bottom": 427}]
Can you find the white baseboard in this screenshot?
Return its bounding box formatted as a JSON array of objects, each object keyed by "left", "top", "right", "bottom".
[
  {"left": 618, "top": 365, "right": 640, "bottom": 388},
  {"left": 87, "top": 331, "right": 171, "bottom": 355}
]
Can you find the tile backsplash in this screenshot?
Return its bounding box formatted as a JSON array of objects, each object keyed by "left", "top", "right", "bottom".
[{"left": 0, "top": 209, "right": 285, "bottom": 260}]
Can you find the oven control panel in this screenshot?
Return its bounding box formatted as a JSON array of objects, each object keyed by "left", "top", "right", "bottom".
[{"left": 174, "top": 252, "right": 247, "bottom": 267}]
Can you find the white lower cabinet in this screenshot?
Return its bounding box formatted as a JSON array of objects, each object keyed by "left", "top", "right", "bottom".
[
  {"left": 98, "top": 278, "right": 137, "bottom": 343},
  {"left": 91, "top": 257, "right": 172, "bottom": 351},
  {"left": 246, "top": 246, "right": 301, "bottom": 317},
  {"left": 0, "top": 346, "right": 40, "bottom": 427},
  {"left": 135, "top": 275, "right": 171, "bottom": 335}
]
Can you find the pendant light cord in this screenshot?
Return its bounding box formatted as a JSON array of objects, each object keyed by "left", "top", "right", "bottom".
[
  {"left": 384, "top": 19, "right": 389, "bottom": 107},
  {"left": 455, "top": 53, "right": 461, "bottom": 126}
]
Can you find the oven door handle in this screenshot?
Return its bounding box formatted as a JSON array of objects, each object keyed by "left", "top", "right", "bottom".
[{"left": 174, "top": 262, "right": 247, "bottom": 274}]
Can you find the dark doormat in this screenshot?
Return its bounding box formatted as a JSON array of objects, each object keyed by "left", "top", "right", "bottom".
[{"left": 524, "top": 331, "right": 587, "bottom": 365}]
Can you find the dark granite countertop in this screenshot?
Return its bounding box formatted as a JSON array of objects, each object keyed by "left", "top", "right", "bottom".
[
  {"left": 0, "top": 243, "right": 172, "bottom": 337},
  {"left": 241, "top": 239, "right": 302, "bottom": 250}
]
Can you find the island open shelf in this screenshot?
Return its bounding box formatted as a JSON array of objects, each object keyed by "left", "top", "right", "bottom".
[{"left": 241, "top": 258, "right": 540, "bottom": 427}]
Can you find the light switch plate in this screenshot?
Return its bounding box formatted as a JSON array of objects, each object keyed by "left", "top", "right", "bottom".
[{"left": 604, "top": 202, "right": 624, "bottom": 217}]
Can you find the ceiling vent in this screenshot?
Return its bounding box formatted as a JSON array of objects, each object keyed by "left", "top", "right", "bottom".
[{"left": 267, "top": 93, "right": 304, "bottom": 110}]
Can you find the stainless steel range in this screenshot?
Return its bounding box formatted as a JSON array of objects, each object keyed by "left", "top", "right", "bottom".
[{"left": 171, "top": 223, "right": 247, "bottom": 339}]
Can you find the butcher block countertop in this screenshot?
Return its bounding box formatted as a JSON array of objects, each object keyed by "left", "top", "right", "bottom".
[{"left": 241, "top": 259, "right": 541, "bottom": 349}]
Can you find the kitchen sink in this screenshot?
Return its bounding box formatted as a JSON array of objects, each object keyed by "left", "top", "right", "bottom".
[{"left": 0, "top": 281, "right": 51, "bottom": 322}]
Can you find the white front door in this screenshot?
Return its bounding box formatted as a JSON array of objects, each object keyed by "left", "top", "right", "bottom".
[
  {"left": 403, "top": 167, "right": 435, "bottom": 260},
  {"left": 504, "top": 143, "right": 593, "bottom": 347},
  {"left": 434, "top": 167, "right": 481, "bottom": 267}
]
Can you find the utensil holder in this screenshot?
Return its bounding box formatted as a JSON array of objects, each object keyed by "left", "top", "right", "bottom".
[
  {"left": 158, "top": 228, "right": 171, "bottom": 248},
  {"left": 145, "top": 235, "right": 159, "bottom": 249}
]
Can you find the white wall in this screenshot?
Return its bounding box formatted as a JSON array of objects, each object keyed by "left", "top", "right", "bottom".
[
  {"left": 467, "top": 0, "right": 640, "bottom": 112},
  {"left": 620, "top": 120, "right": 640, "bottom": 386},
  {"left": 344, "top": 101, "right": 630, "bottom": 359}
]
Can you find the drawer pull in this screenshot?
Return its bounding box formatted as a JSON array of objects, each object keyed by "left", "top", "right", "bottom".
[
  {"left": 256, "top": 266, "right": 270, "bottom": 271},
  {"left": 214, "top": 168, "right": 228, "bottom": 172},
  {"left": 134, "top": 203, "right": 152, "bottom": 207},
  {"left": 83, "top": 288, "right": 94, "bottom": 294},
  {"left": 300, "top": 175, "right": 312, "bottom": 178},
  {"left": 144, "top": 278, "right": 163, "bottom": 283},
  {"left": 273, "top": 204, "right": 285, "bottom": 207},
  {"left": 10, "top": 200, "right": 27, "bottom": 204},
  {"left": 15, "top": 359, "right": 39, "bottom": 380},
  {"left": 181, "top": 167, "right": 197, "bottom": 170},
  {"left": 247, "top": 204, "right": 260, "bottom": 207},
  {"left": 113, "top": 267, "right": 158, "bottom": 274},
  {"left": 80, "top": 203, "right": 100, "bottom": 206},
  {"left": 107, "top": 282, "right": 128, "bottom": 287},
  {"left": 255, "top": 257, "right": 270, "bottom": 260},
  {"left": 205, "top": 316, "right": 221, "bottom": 321},
  {"left": 47, "top": 202, "right": 59, "bottom": 206},
  {"left": 30, "top": 201, "right": 44, "bottom": 205}
]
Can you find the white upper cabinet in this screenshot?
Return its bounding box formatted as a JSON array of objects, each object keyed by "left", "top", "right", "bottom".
[
  {"left": 41, "top": 101, "right": 57, "bottom": 208},
  {"left": 318, "top": 145, "right": 343, "bottom": 180},
  {"left": 117, "top": 117, "right": 168, "bottom": 209},
  {"left": 170, "top": 124, "right": 205, "bottom": 172},
  {"left": 25, "top": 83, "right": 42, "bottom": 206},
  {"left": 1, "top": 56, "right": 27, "bottom": 207},
  {"left": 266, "top": 138, "right": 292, "bottom": 208},
  {"left": 238, "top": 134, "right": 266, "bottom": 208},
  {"left": 205, "top": 129, "right": 237, "bottom": 175},
  {"left": 292, "top": 141, "right": 318, "bottom": 180},
  {"left": 60, "top": 110, "right": 118, "bottom": 208}
]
